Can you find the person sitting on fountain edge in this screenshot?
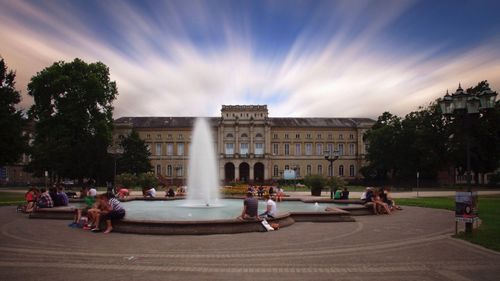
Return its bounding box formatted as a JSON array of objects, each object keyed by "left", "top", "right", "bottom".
[
  {"left": 259, "top": 194, "right": 277, "bottom": 219},
  {"left": 238, "top": 192, "right": 260, "bottom": 220}
]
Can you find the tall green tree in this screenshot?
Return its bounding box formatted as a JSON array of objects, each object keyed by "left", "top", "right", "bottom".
[
  {"left": 27, "top": 58, "right": 117, "bottom": 182},
  {"left": 0, "top": 58, "right": 27, "bottom": 166},
  {"left": 446, "top": 81, "right": 500, "bottom": 182},
  {"left": 118, "top": 130, "right": 152, "bottom": 174}
]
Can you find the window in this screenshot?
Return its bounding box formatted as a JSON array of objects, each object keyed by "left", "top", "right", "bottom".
[
  {"left": 316, "top": 143, "right": 323, "bottom": 156},
  {"left": 327, "top": 143, "right": 333, "bottom": 154},
  {"left": 167, "top": 134, "right": 172, "bottom": 139},
  {"left": 178, "top": 134, "right": 183, "bottom": 140},
  {"left": 177, "top": 166, "right": 183, "bottom": 177},
  {"left": 272, "top": 143, "right": 279, "bottom": 155},
  {"left": 256, "top": 133, "right": 263, "bottom": 138},
  {"left": 295, "top": 133, "right": 300, "bottom": 139},
  {"left": 349, "top": 134, "right": 354, "bottom": 140},
  {"left": 295, "top": 143, "right": 301, "bottom": 156},
  {"left": 241, "top": 133, "right": 248, "bottom": 138},
  {"left": 273, "top": 134, "right": 278, "bottom": 139},
  {"left": 255, "top": 143, "right": 264, "bottom": 155},
  {"left": 167, "top": 165, "right": 172, "bottom": 177},
  {"left": 167, "top": 143, "right": 173, "bottom": 155},
  {"left": 350, "top": 165, "right": 355, "bottom": 177},
  {"left": 226, "top": 133, "right": 234, "bottom": 138},
  {"left": 156, "top": 143, "right": 162, "bottom": 156},
  {"left": 306, "top": 165, "right": 312, "bottom": 176},
  {"left": 328, "top": 133, "right": 333, "bottom": 140},
  {"left": 306, "top": 133, "right": 311, "bottom": 139},
  {"left": 317, "top": 165, "right": 323, "bottom": 175},
  {"left": 177, "top": 143, "right": 184, "bottom": 156},
  {"left": 157, "top": 134, "right": 161, "bottom": 139},
  {"left": 146, "top": 134, "right": 151, "bottom": 139},
  {"left": 305, "top": 143, "right": 312, "bottom": 155},
  {"left": 338, "top": 144, "right": 344, "bottom": 156},
  {"left": 284, "top": 133, "right": 289, "bottom": 139},
  {"left": 339, "top": 165, "right": 344, "bottom": 176},
  {"left": 240, "top": 143, "right": 249, "bottom": 155},
  {"left": 339, "top": 134, "right": 343, "bottom": 140},
  {"left": 284, "top": 143, "right": 290, "bottom": 155},
  {"left": 273, "top": 165, "right": 279, "bottom": 177},
  {"left": 225, "top": 143, "right": 234, "bottom": 155},
  {"left": 349, "top": 143, "right": 355, "bottom": 155},
  {"left": 156, "top": 164, "right": 161, "bottom": 175},
  {"left": 328, "top": 164, "right": 333, "bottom": 176},
  {"left": 317, "top": 134, "right": 322, "bottom": 139}
]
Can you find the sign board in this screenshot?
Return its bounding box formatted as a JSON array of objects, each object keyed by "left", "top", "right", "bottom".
[
  {"left": 283, "top": 169, "right": 296, "bottom": 180},
  {"left": 455, "top": 192, "right": 479, "bottom": 223}
]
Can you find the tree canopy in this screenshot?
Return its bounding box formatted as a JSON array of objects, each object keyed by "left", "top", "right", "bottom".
[
  {"left": 0, "top": 58, "right": 27, "bottom": 166},
  {"left": 27, "top": 58, "right": 117, "bottom": 182},
  {"left": 118, "top": 130, "right": 152, "bottom": 175},
  {"left": 362, "top": 81, "right": 499, "bottom": 182}
]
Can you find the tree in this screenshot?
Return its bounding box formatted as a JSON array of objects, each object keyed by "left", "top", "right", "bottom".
[
  {"left": 118, "top": 130, "right": 152, "bottom": 174},
  {"left": 446, "top": 81, "right": 500, "bottom": 182},
  {"left": 27, "top": 58, "right": 117, "bottom": 183},
  {"left": 362, "top": 112, "right": 404, "bottom": 179},
  {"left": 0, "top": 58, "right": 27, "bottom": 166}
]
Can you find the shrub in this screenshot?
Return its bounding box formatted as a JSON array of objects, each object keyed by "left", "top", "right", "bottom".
[
  {"left": 304, "top": 174, "right": 325, "bottom": 196},
  {"left": 115, "top": 173, "right": 137, "bottom": 187},
  {"left": 137, "top": 172, "right": 158, "bottom": 188},
  {"left": 326, "top": 176, "right": 346, "bottom": 190}
]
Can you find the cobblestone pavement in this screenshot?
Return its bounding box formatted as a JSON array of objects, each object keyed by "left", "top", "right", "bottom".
[{"left": 0, "top": 205, "right": 499, "bottom": 281}]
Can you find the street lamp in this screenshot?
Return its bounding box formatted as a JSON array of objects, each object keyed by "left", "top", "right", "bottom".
[
  {"left": 324, "top": 150, "right": 340, "bottom": 199},
  {"left": 439, "top": 83, "right": 497, "bottom": 233},
  {"left": 107, "top": 145, "right": 124, "bottom": 187}
]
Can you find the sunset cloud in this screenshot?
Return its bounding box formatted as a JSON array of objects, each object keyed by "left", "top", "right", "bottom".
[{"left": 1, "top": 0, "right": 499, "bottom": 119}]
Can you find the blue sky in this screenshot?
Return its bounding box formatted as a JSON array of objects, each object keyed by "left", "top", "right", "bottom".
[{"left": 1, "top": 0, "right": 500, "bottom": 118}]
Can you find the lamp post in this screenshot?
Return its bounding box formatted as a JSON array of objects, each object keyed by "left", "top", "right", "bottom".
[
  {"left": 439, "top": 83, "right": 497, "bottom": 233},
  {"left": 107, "top": 145, "right": 124, "bottom": 187},
  {"left": 324, "top": 150, "right": 340, "bottom": 199}
]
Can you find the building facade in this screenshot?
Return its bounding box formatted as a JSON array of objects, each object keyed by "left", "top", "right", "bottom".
[{"left": 113, "top": 105, "right": 375, "bottom": 184}]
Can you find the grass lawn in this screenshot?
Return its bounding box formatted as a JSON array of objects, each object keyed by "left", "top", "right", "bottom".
[
  {"left": 0, "top": 191, "right": 25, "bottom": 206},
  {"left": 398, "top": 196, "right": 500, "bottom": 252}
]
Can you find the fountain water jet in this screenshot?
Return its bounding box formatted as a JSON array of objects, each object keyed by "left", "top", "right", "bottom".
[{"left": 184, "top": 118, "right": 221, "bottom": 207}]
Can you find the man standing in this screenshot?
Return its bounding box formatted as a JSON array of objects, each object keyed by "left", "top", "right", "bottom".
[{"left": 239, "top": 192, "right": 259, "bottom": 220}]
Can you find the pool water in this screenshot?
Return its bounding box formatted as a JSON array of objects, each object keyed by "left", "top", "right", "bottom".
[{"left": 121, "top": 199, "right": 353, "bottom": 221}]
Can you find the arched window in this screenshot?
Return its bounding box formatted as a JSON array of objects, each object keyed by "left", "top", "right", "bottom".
[
  {"left": 241, "top": 133, "right": 248, "bottom": 138},
  {"left": 273, "top": 165, "right": 279, "bottom": 177},
  {"left": 167, "top": 165, "right": 172, "bottom": 177},
  {"left": 349, "top": 165, "right": 355, "bottom": 177},
  {"left": 156, "top": 164, "right": 161, "bottom": 175},
  {"left": 255, "top": 133, "right": 263, "bottom": 138},
  {"left": 339, "top": 165, "right": 344, "bottom": 176},
  {"left": 317, "top": 165, "right": 323, "bottom": 175},
  {"left": 307, "top": 165, "right": 312, "bottom": 176},
  {"left": 226, "top": 133, "right": 234, "bottom": 138}
]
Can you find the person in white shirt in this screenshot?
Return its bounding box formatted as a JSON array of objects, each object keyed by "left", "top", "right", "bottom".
[
  {"left": 259, "top": 194, "right": 277, "bottom": 218},
  {"left": 88, "top": 187, "right": 97, "bottom": 197}
]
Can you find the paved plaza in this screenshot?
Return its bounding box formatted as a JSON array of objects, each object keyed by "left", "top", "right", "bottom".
[{"left": 1, "top": 201, "right": 499, "bottom": 281}]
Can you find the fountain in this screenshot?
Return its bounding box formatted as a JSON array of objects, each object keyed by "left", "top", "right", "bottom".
[{"left": 184, "top": 118, "right": 221, "bottom": 207}]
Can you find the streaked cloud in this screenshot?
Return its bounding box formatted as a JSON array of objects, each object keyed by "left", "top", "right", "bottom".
[{"left": 1, "top": 0, "right": 499, "bottom": 119}]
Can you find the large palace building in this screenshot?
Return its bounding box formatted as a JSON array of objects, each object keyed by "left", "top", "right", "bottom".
[{"left": 113, "top": 105, "right": 375, "bottom": 184}]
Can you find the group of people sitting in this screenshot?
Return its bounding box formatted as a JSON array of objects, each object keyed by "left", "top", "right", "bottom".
[
  {"left": 69, "top": 188, "right": 125, "bottom": 234},
  {"left": 249, "top": 185, "right": 285, "bottom": 202},
  {"left": 238, "top": 191, "right": 278, "bottom": 220},
  {"left": 362, "top": 186, "right": 402, "bottom": 214},
  {"left": 21, "top": 184, "right": 73, "bottom": 213}
]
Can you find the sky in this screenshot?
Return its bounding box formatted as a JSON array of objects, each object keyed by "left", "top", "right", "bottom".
[{"left": 1, "top": 0, "right": 500, "bottom": 119}]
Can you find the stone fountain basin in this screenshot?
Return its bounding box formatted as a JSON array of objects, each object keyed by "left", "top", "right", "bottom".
[{"left": 29, "top": 198, "right": 370, "bottom": 235}]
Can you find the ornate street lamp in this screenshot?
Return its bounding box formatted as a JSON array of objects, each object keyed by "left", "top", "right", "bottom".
[
  {"left": 107, "top": 145, "right": 124, "bottom": 187},
  {"left": 439, "top": 83, "right": 497, "bottom": 233},
  {"left": 324, "top": 150, "right": 340, "bottom": 199}
]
